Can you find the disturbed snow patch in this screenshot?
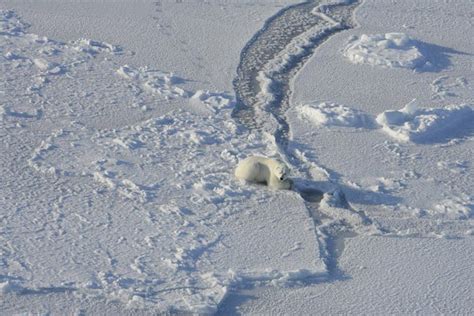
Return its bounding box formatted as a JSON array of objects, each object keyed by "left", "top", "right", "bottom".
[
  {"left": 430, "top": 196, "right": 473, "bottom": 220},
  {"left": 190, "top": 90, "right": 235, "bottom": 114},
  {"left": 376, "top": 99, "right": 474, "bottom": 143},
  {"left": 296, "top": 101, "right": 373, "bottom": 128},
  {"left": 0, "top": 10, "right": 28, "bottom": 36},
  {"left": 117, "top": 65, "right": 189, "bottom": 100},
  {"left": 70, "top": 38, "right": 122, "bottom": 56},
  {"left": 343, "top": 33, "right": 425, "bottom": 69}
]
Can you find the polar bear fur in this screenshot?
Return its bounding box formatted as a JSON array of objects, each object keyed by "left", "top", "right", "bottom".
[{"left": 234, "top": 156, "right": 292, "bottom": 190}]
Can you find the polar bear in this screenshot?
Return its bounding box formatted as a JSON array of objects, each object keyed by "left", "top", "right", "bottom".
[{"left": 234, "top": 156, "right": 292, "bottom": 190}]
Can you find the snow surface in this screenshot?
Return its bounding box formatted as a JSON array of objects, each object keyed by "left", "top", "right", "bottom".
[
  {"left": 0, "top": 3, "right": 327, "bottom": 314},
  {"left": 233, "top": 0, "right": 473, "bottom": 313},
  {"left": 1, "top": 0, "right": 473, "bottom": 314},
  {"left": 220, "top": 235, "right": 474, "bottom": 315},
  {"left": 289, "top": 0, "right": 474, "bottom": 239}
]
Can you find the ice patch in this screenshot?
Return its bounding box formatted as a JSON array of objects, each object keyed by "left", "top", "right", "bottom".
[
  {"left": 376, "top": 99, "right": 474, "bottom": 143},
  {"left": 297, "top": 101, "right": 372, "bottom": 128},
  {"left": 343, "top": 33, "right": 426, "bottom": 69},
  {"left": 244, "top": 4, "right": 341, "bottom": 135}
]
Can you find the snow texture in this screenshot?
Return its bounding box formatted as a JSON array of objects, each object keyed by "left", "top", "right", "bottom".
[
  {"left": 343, "top": 33, "right": 426, "bottom": 69},
  {"left": 297, "top": 101, "right": 373, "bottom": 128},
  {"left": 376, "top": 99, "right": 474, "bottom": 143},
  {"left": 0, "top": 8, "right": 324, "bottom": 313},
  {"left": 1, "top": 0, "right": 474, "bottom": 314}
]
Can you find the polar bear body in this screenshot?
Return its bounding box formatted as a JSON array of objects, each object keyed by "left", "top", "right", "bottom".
[{"left": 234, "top": 156, "right": 292, "bottom": 190}]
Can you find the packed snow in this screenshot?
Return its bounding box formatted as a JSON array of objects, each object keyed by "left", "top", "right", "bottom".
[{"left": 343, "top": 32, "right": 426, "bottom": 69}]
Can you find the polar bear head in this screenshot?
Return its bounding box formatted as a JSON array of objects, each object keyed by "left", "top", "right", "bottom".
[{"left": 272, "top": 161, "right": 289, "bottom": 182}]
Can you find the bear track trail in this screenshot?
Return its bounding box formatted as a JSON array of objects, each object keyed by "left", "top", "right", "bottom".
[{"left": 232, "top": 0, "right": 366, "bottom": 277}]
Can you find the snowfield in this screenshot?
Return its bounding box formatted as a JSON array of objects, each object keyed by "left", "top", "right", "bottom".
[
  {"left": 1, "top": 0, "right": 473, "bottom": 314},
  {"left": 0, "top": 6, "right": 328, "bottom": 313}
]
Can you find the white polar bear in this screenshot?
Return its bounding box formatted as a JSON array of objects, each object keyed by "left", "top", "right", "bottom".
[{"left": 234, "top": 156, "right": 292, "bottom": 190}]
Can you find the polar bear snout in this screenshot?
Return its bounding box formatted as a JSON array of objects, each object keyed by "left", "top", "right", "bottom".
[{"left": 273, "top": 165, "right": 288, "bottom": 181}]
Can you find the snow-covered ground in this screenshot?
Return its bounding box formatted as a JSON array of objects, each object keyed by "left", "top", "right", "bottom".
[
  {"left": 1, "top": 0, "right": 473, "bottom": 314},
  {"left": 289, "top": 0, "right": 473, "bottom": 237}
]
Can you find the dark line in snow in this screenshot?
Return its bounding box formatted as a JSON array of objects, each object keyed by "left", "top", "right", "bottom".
[{"left": 231, "top": 0, "right": 363, "bottom": 279}]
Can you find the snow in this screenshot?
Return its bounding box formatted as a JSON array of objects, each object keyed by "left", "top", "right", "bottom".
[
  {"left": 116, "top": 65, "right": 188, "bottom": 99},
  {"left": 343, "top": 32, "right": 426, "bottom": 69},
  {"left": 243, "top": 0, "right": 473, "bottom": 312},
  {"left": 0, "top": 3, "right": 326, "bottom": 313},
  {"left": 376, "top": 99, "right": 474, "bottom": 143},
  {"left": 1, "top": 0, "right": 473, "bottom": 314},
  {"left": 253, "top": 2, "right": 340, "bottom": 132},
  {"left": 190, "top": 90, "right": 235, "bottom": 114},
  {"left": 296, "top": 101, "right": 373, "bottom": 128},
  {"left": 289, "top": 0, "right": 474, "bottom": 241},
  {"left": 220, "top": 235, "right": 474, "bottom": 315}
]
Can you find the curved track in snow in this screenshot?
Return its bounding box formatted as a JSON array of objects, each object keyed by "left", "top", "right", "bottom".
[
  {"left": 232, "top": 0, "right": 370, "bottom": 275},
  {"left": 233, "top": 0, "right": 360, "bottom": 149}
]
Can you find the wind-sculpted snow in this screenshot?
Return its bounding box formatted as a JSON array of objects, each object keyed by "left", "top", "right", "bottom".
[{"left": 1, "top": 9, "right": 326, "bottom": 313}]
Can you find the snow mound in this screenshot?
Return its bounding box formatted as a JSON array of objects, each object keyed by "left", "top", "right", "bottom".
[
  {"left": 297, "top": 101, "right": 372, "bottom": 128},
  {"left": 376, "top": 99, "right": 474, "bottom": 143},
  {"left": 343, "top": 33, "right": 426, "bottom": 69},
  {"left": 69, "top": 38, "right": 122, "bottom": 55}
]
